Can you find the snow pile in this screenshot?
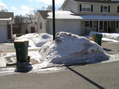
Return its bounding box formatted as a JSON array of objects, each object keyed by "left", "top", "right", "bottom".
[
  {"left": 0, "top": 53, "right": 6, "bottom": 67},
  {"left": 39, "top": 32, "right": 109, "bottom": 65},
  {"left": 89, "top": 31, "right": 119, "bottom": 42},
  {"left": 16, "top": 33, "right": 52, "bottom": 47},
  {"left": 103, "top": 33, "right": 119, "bottom": 41}
]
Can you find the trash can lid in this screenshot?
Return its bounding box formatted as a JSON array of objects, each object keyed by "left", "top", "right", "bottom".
[{"left": 14, "top": 40, "right": 29, "bottom": 43}]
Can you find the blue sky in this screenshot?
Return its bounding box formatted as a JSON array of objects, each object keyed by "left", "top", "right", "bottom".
[{"left": 0, "top": 0, "right": 65, "bottom": 16}]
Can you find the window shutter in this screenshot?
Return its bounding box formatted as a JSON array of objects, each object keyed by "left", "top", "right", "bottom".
[
  {"left": 117, "top": 6, "right": 119, "bottom": 13},
  {"left": 91, "top": 5, "right": 93, "bottom": 12},
  {"left": 80, "top": 4, "right": 82, "bottom": 11},
  {"left": 90, "top": 21, "right": 92, "bottom": 27},
  {"left": 108, "top": 6, "right": 110, "bottom": 13},
  {"left": 101, "top": 5, "right": 103, "bottom": 12},
  {"left": 117, "top": 21, "right": 119, "bottom": 28}
]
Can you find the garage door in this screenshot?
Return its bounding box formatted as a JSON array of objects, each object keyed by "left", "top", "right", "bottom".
[{"left": 0, "top": 25, "right": 7, "bottom": 42}]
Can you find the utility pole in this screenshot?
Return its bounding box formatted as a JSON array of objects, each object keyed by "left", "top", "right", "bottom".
[{"left": 52, "top": 0, "right": 56, "bottom": 40}]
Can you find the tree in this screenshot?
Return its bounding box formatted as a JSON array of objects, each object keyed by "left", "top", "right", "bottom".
[
  {"left": 41, "top": 5, "right": 52, "bottom": 11},
  {"left": 14, "top": 15, "right": 25, "bottom": 34},
  {"left": 46, "top": 5, "right": 52, "bottom": 11},
  {"left": 25, "top": 14, "right": 35, "bottom": 23}
]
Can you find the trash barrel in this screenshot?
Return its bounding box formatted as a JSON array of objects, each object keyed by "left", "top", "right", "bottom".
[
  {"left": 90, "top": 34, "right": 95, "bottom": 41},
  {"left": 14, "top": 40, "right": 29, "bottom": 63},
  {"left": 94, "top": 34, "right": 103, "bottom": 46}
]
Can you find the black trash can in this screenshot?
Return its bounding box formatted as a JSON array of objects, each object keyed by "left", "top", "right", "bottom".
[
  {"left": 14, "top": 40, "right": 29, "bottom": 63},
  {"left": 94, "top": 34, "right": 103, "bottom": 46}
]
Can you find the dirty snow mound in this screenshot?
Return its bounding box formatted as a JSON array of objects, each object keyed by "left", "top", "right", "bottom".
[{"left": 39, "top": 32, "right": 109, "bottom": 65}]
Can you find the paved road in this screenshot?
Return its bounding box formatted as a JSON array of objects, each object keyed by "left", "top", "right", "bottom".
[
  {"left": 102, "top": 42, "right": 119, "bottom": 54},
  {"left": 0, "top": 62, "right": 119, "bottom": 89}
]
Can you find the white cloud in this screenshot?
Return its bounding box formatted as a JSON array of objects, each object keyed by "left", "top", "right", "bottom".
[
  {"left": 21, "top": 5, "right": 34, "bottom": 15},
  {"left": 21, "top": 5, "right": 32, "bottom": 11},
  {"left": 11, "top": 7, "right": 17, "bottom": 10},
  {"left": 0, "top": 2, "right": 8, "bottom": 10},
  {"left": 36, "top": 0, "right": 65, "bottom": 5}
]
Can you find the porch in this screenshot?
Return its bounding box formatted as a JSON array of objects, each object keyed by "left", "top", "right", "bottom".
[{"left": 80, "top": 15, "right": 119, "bottom": 35}]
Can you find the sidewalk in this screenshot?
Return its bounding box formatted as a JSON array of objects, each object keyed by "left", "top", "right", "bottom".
[{"left": 0, "top": 61, "right": 119, "bottom": 89}]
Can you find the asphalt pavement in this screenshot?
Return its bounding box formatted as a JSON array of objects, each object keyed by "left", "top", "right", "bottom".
[{"left": 0, "top": 62, "right": 119, "bottom": 89}]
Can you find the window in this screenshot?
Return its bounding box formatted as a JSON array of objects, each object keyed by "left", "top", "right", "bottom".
[
  {"left": 40, "top": 22, "right": 42, "bottom": 29},
  {"left": 80, "top": 4, "right": 92, "bottom": 12},
  {"left": 101, "top": 5, "right": 110, "bottom": 13},
  {"left": 85, "top": 21, "right": 92, "bottom": 27},
  {"left": 117, "top": 6, "right": 119, "bottom": 13}
]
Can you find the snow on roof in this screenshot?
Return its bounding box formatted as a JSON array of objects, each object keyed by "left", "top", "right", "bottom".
[
  {"left": 47, "top": 11, "right": 83, "bottom": 20},
  {"left": 0, "top": 17, "right": 12, "bottom": 21},
  {"left": 47, "top": 11, "right": 119, "bottom": 20}
]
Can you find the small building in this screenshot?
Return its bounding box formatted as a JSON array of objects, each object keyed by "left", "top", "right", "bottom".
[
  {"left": 27, "top": 23, "right": 37, "bottom": 33},
  {"left": 0, "top": 12, "right": 14, "bottom": 42}
]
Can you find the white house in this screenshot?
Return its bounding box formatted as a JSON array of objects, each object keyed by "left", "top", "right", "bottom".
[
  {"left": 0, "top": 12, "right": 14, "bottom": 42},
  {"left": 36, "top": 0, "right": 119, "bottom": 36}
]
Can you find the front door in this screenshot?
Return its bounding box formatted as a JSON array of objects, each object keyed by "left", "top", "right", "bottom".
[
  {"left": 31, "top": 27, "right": 35, "bottom": 33},
  {"left": 99, "top": 21, "right": 108, "bottom": 32}
]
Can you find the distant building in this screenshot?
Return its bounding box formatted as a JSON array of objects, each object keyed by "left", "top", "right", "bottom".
[{"left": 0, "top": 12, "right": 14, "bottom": 42}]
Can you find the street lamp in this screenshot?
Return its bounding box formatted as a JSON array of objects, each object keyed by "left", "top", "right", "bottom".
[{"left": 52, "top": 0, "right": 56, "bottom": 40}]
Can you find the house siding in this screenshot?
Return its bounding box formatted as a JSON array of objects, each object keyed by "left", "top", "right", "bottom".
[
  {"left": 63, "top": 1, "right": 78, "bottom": 13},
  {"left": 62, "top": 1, "right": 119, "bottom": 15},
  {"left": 47, "top": 19, "right": 81, "bottom": 35},
  {"left": 36, "top": 14, "right": 47, "bottom": 33},
  {"left": 0, "top": 25, "right": 7, "bottom": 41}
]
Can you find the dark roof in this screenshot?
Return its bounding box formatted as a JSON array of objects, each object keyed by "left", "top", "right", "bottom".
[
  {"left": 74, "top": 0, "right": 119, "bottom": 3},
  {"left": 39, "top": 11, "right": 50, "bottom": 19},
  {"left": 0, "top": 12, "right": 14, "bottom": 19}
]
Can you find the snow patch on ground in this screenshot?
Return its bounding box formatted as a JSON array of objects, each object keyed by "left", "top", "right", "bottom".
[
  {"left": 89, "top": 31, "right": 119, "bottom": 42},
  {"left": 0, "top": 54, "right": 6, "bottom": 67},
  {"left": 1, "top": 32, "right": 119, "bottom": 76},
  {"left": 0, "top": 32, "right": 110, "bottom": 68},
  {"left": 16, "top": 33, "right": 52, "bottom": 48},
  {"left": 1, "top": 51, "right": 41, "bottom": 67}
]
